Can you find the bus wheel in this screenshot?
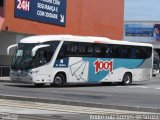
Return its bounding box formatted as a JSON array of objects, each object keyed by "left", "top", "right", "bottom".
[
  {"left": 122, "top": 73, "right": 132, "bottom": 85},
  {"left": 53, "top": 73, "right": 66, "bottom": 87}
]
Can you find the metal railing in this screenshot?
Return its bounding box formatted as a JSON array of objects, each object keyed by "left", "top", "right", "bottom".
[{"left": 0, "top": 66, "right": 10, "bottom": 77}]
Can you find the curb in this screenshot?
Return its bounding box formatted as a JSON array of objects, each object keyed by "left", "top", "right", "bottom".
[
  {"left": 0, "top": 94, "right": 159, "bottom": 113},
  {"left": 0, "top": 77, "right": 11, "bottom": 81},
  {"left": 0, "top": 77, "right": 11, "bottom": 83}
]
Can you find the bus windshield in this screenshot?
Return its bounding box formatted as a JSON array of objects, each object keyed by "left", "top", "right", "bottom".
[{"left": 11, "top": 41, "right": 60, "bottom": 70}]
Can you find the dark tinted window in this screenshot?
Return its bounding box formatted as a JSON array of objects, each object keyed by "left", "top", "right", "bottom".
[
  {"left": 95, "top": 44, "right": 110, "bottom": 58},
  {"left": 57, "top": 42, "right": 94, "bottom": 59},
  {"left": 57, "top": 41, "right": 152, "bottom": 59},
  {"left": 130, "top": 47, "right": 152, "bottom": 59},
  {"left": 111, "top": 46, "right": 120, "bottom": 58},
  {"left": 110, "top": 45, "right": 152, "bottom": 59},
  {"left": 32, "top": 42, "right": 60, "bottom": 68},
  {"left": 144, "top": 47, "right": 152, "bottom": 58},
  {"left": 78, "top": 43, "right": 94, "bottom": 57},
  {"left": 118, "top": 46, "right": 131, "bottom": 58},
  {"left": 58, "top": 42, "right": 78, "bottom": 58},
  {"left": 0, "top": 0, "right": 3, "bottom": 6}
]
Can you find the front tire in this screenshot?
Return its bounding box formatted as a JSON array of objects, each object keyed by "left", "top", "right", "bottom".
[
  {"left": 53, "top": 74, "right": 66, "bottom": 87},
  {"left": 122, "top": 73, "right": 132, "bottom": 85}
]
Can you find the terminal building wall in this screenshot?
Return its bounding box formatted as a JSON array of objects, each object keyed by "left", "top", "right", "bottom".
[
  {"left": 0, "top": 0, "right": 124, "bottom": 76},
  {"left": 3, "top": 0, "right": 124, "bottom": 40}
]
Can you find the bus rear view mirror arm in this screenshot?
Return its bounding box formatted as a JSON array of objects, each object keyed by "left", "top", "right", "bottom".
[
  {"left": 7, "top": 44, "right": 18, "bottom": 55},
  {"left": 32, "top": 44, "right": 50, "bottom": 57}
]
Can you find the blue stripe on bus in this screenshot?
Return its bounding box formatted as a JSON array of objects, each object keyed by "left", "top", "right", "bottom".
[{"left": 83, "top": 58, "right": 144, "bottom": 82}]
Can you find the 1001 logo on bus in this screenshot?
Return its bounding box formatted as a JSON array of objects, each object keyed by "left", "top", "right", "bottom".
[
  {"left": 94, "top": 59, "right": 113, "bottom": 74},
  {"left": 17, "top": 0, "right": 30, "bottom": 12}
]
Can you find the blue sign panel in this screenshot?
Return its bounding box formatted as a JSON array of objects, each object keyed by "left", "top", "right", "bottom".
[
  {"left": 14, "top": 0, "right": 66, "bottom": 26},
  {"left": 54, "top": 58, "right": 69, "bottom": 68},
  {"left": 125, "top": 24, "right": 153, "bottom": 37}
]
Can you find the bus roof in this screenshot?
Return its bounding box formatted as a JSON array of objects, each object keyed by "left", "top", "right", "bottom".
[{"left": 20, "top": 35, "right": 153, "bottom": 47}]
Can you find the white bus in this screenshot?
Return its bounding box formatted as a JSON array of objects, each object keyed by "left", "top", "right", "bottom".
[{"left": 7, "top": 35, "right": 153, "bottom": 87}]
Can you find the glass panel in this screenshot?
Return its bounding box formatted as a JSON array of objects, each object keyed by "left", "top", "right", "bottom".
[
  {"left": 11, "top": 41, "right": 60, "bottom": 70},
  {"left": 0, "top": 0, "right": 3, "bottom": 7}
]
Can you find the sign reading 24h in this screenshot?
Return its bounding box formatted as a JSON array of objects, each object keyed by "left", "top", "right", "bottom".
[{"left": 14, "top": 0, "right": 67, "bottom": 26}]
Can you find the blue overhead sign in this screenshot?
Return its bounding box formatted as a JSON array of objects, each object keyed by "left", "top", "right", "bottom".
[
  {"left": 125, "top": 24, "right": 153, "bottom": 37},
  {"left": 14, "top": 0, "right": 66, "bottom": 26}
]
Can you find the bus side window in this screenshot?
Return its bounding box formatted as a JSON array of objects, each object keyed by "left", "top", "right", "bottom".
[
  {"left": 108, "top": 46, "right": 113, "bottom": 58},
  {"left": 112, "top": 46, "right": 120, "bottom": 58},
  {"left": 145, "top": 47, "right": 152, "bottom": 58},
  {"left": 120, "top": 46, "right": 131, "bottom": 58},
  {"left": 70, "top": 44, "right": 78, "bottom": 56},
  {"left": 130, "top": 47, "right": 146, "bottom": 59},
  {"left": 131, "top": 48, "right": 137, "bottom": 59},
  {"left": 95, "top": 45, "right": 104, "bottom": 58},
  {"left": 58, "top": 42, "right": 95, "bottom": 58},
  {"left": 57, "top": 43, "right": 67, "bottom": 59},
  {"left": 119, "top": 46, "right": 125, "bottom": 58},
  {"left": 94, "top": 44, "right": 110, "bottom": 58},
  {"left": 78, "top": 43, "right": 94, "bottom": 57},
  {"left": 34, "top": 50, "right": 47, "bottom": 66},
  {"left": 86, "top": 45, "right": 94, "bottom": 57},
  {"left": 99, "top": 47, "right": 107, "bottom": 57},
  {"left": 105, "top": 47, "right": 110, "bottom": 58},
  {"left": 37, "top": 47, "right": 54, "bottom": 64},
  {"left": 62, "top": 42, "right": 79, "bottom": 57},
  {"left": 137, "top": 48, "right": 145, "bottom": 59},
  {"left": 78, "top": 43, "right": 86, "bottom": 56}
]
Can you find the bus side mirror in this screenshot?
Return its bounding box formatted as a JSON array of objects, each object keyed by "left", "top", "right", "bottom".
[
  {"left": 32, "top": 44, "right": 50, "bottom": 57},
  {"left": 7, "top": 44, "right": 18, "bottom": 55}
]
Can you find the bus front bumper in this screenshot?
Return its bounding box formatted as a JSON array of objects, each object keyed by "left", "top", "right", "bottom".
[{"left": 10, "top": 71, "right": 34, "bottom": 84}]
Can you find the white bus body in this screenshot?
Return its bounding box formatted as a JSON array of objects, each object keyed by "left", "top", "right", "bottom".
[{"left": 8, "top": 35, "right": 153, "bottom": 86}]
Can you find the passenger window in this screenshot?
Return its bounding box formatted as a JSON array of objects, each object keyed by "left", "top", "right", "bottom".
[
  {"left": 33, "top": 47, "right": 53, "bottom": 67},
  {"left": 95, "top": 44, "right": 110, "bottom": 58},
  {"left": 57, "top": 44, "right": 66, "bottom": 59},
  {"left": 86, "top": 45, "right": 94, "bottom": 57},
  {"left": 118, "top": 46, "right": 131, "bottom": 58},
  {"left": 78, "top": 43, "right": 94, "bottom": 57},
  {"left": 137, "top": 48, "right": 145, "bottom": 59},
  {"left": 130, "top": 47, "right": 150, "bottom": 59},
  {"left": 112, "top": 46, "right": 120, "bottom": 58},
  {"left": 58, "top": 42, "right": 95, "bottom": 58},
  {"left": 144, "top": 47, "right": 152, "bottom": 58},
  {"left": 131, "top": 48, "right": 137, "bottom": 59}
]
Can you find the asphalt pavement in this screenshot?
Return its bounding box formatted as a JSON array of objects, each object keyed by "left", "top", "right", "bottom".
[
  {"left": 0, "top": 99, "right": 159, "bottom": 120},
  {"left": 0, "top": 75, "right": 160, "bottom": 113}
]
